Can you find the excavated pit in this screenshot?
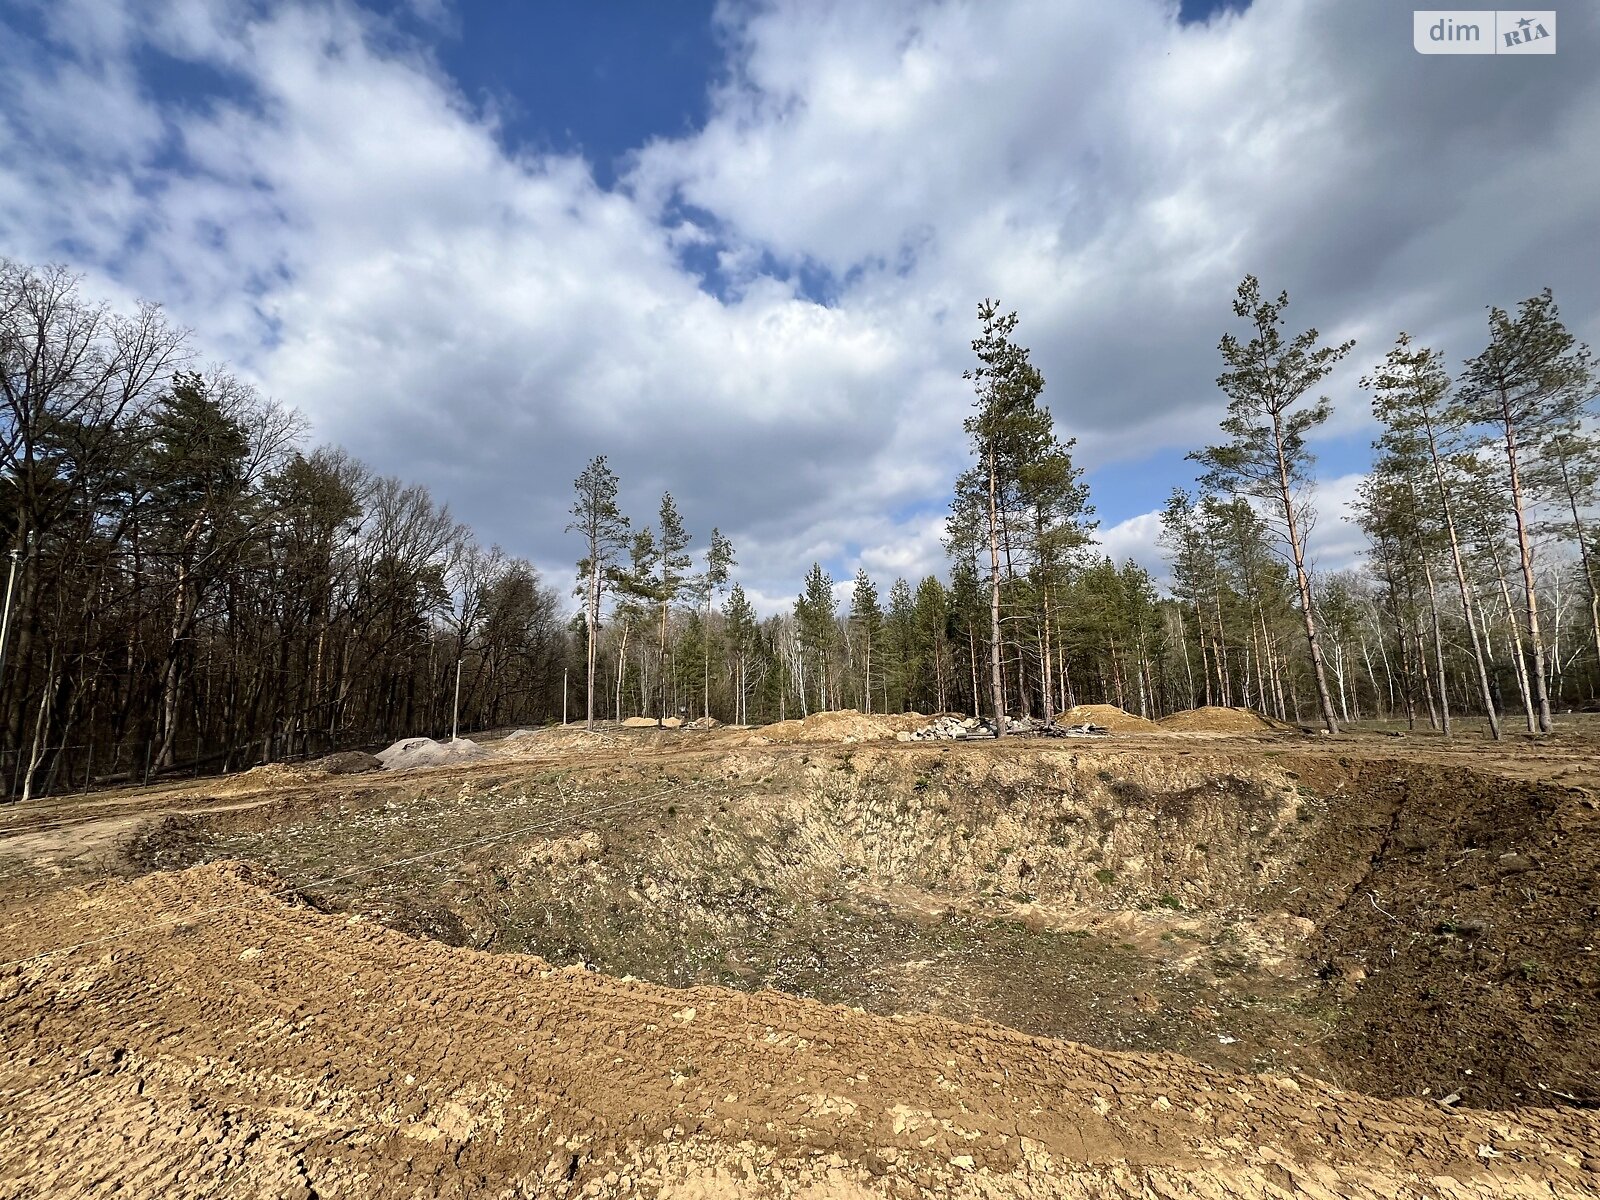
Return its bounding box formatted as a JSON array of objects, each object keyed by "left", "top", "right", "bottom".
[{"left": 130, "top": 743, "right": 1599, "bottom": 1110}]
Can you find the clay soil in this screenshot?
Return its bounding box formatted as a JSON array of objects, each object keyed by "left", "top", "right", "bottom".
[{"left": 2, "top": 717, "right": 1599, "bottom": 1198}]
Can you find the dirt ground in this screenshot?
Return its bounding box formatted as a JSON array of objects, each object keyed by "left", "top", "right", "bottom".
[{"left": 2, "top": 715, "right": 1598, "bottom": 1197}]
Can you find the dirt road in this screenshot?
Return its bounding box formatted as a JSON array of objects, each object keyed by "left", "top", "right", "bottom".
[{"left": 3, "top": 860, "right": 1597, "bottom": 1198}]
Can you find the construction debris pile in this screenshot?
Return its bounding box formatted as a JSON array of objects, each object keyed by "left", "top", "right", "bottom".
[{"left": 897, "top": 715, "right": 1108, "bottom": 741}]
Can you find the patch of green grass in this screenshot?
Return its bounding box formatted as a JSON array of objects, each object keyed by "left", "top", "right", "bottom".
[
  {"left": 1094, "top": 868, "right": 1116, "bottom": 886},
  {"left": 1156, "top": 894, "right": 1183, "bottom": 911}
]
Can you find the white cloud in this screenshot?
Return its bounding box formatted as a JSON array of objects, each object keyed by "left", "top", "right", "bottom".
[
  {"left": 1096, "top": 510, "right": 1168, "bottom": 580},
  {"left": 1, "top": 0, "right": 1596, "bottom": 614}
]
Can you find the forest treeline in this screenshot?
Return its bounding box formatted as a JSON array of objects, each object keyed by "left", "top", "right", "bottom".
[
  {"left": 0, "top": 260, "right": 568, "bottom": 798},
  {"left": 3, "top": 256, "right": 1598, "bottom": 797},
  {"left": 571, "top": 280, "right": 1598, "bottom": 741}
]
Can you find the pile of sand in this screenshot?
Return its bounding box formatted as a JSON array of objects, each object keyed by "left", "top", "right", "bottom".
[
  {"left": 497, "top": 727, "right": 624, "bottom": 757},
  {"left": 1158, "top": 706, "right": 1286, "bottom": 734},
  {"left": 1055, "top": 704, "right": 1161, "bottom": 733},
  {"left": 757, "top": 709, "right": 926, "bottom": 744},
  {"left": 213, "top": 762, "right": 322, "bottom": 794},
  {"left": 621, "top": 715, "right": 682, "bottom": 729},
  {"left": 375, "top": 737, "right": 495, "bottom": 771}
]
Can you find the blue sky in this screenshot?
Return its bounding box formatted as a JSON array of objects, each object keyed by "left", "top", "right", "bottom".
[
  {"left": 1, "top": 0, "right": 1596, "bottom": 610},
  {"left": 423, "top": 1, "right": 721, "bottom": 185}
]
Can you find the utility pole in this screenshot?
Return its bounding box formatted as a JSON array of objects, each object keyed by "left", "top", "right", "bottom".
[
  {"left": 451, "top": 657, "right": 463, "bottom": 742},
  {"left": 0, "top": 547, "right": 20, "bottom": 693},
  {"left": 0, "top": 548, "right": 17, "bottom": 804}
]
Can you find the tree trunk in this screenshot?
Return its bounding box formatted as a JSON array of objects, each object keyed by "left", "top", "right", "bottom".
[
  {"left": 1422, "top": 419, "right": 1500, "bottom": 738},
  {"left": 1272, "top": 412, "right": 1339, "bottom": 732},
  {"left": 985, "top": 444, "right": 1006, "bottom": 735},
  {"left": 1555, "top": 454, "right": 1600, "bottom": 693},
  {"left": 585, "top": 564, "right": 600, "bottom": 730},
  {"left": 1175, "top": 605, "right": 1195, "bottom": 705},
  {"left": 1039, "top": 581, "right": 1056, "bottom": 725},
  {"left": 1487, "top": 538, "right": 1537, "bottom": 733},
  {"left": 1500, "top": 414, "right": 1552, "bottom": 731},
  {"left": 1421, "top": 552, "right": 1451, "bottom": 736}
]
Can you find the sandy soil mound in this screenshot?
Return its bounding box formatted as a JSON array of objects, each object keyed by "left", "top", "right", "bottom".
[
  {"left": 623, "top": 715, "right": 682, "bottom": 728},
  {"left": 497, "top": 727, "right": 625, "bottom": 757},
  {"left": 1, "top": 861, "right": 1593, "bottom": 1199},
  {"left": 375, "top": 736, "right": 494, "bottom": 770},
  {"left": 212, "top": 762, "right": 322, "bottom": 794},
  {"left": 1160, "top": 706, "right": 1288, "bottom": 734},
  {"left": 757, "top": 709, "right": 925, "bottom": 743},
  {"left": 1055, "top": 703, "right": 1161, "bottom": 732}
]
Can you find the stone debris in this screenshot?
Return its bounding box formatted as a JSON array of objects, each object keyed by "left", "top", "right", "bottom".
[{"left": 897, "top": 715, "right": 1108, "bottom": 741}]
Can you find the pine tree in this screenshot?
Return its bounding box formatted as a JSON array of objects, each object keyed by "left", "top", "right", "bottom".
[
  {"left": 1535, "top": 428, "right": 1600, "bottom": 678},
  {"left": 946, "top": 558, "right": 984, "bottom": 715},
  {"left": 567, "top": 456, "right": 628, "bottom": 730},
  {"left": 700, "top": 528, "right": 735, "bottom": 721},
  {"left": 652, "top": 494, "right": 693, "bottom": 724},
  {"left": 912, "top": 576, "right": 951, "bottom": 713},
  {"left": 958, "top": 300, "right": 1048, "bottom": 734},
  {"left": 1190, "top": 276, "right": 1352, "bottom": 733},
  {"left": 723, "top": 582, "right": 758, "bottom": 725},
  {"left": 848, "top": 568, "right": 883, "bottom": 713},
  {"left": 794, "top": 563, "right": 836, "bottom": 713},
  {"left": 1362, "top": 336, "right": 1499, "bottom": 738},
  {"left": 614, "top": 527, "right": 660, "bottom": 720},
  {"left": 884, "top": 578, "right": 916, "bottom": 713},
  {"left": 1458, "top": 290, "right": 1595, "bottom": 730}
]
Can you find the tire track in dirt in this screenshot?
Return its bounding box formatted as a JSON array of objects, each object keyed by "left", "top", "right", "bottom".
[{"left": 2, "top": 861, "right": 1597, "bottom": 1198}]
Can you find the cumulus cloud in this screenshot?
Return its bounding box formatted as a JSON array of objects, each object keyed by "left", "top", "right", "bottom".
[{"left": 1, "top": 0, "right": 1596, "bottom": 614}]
